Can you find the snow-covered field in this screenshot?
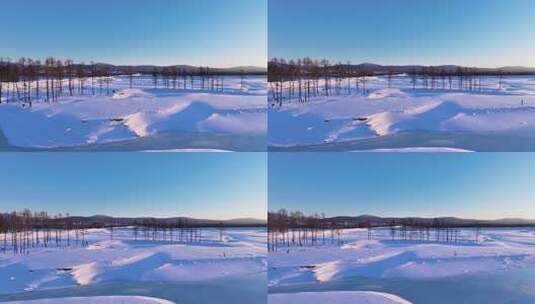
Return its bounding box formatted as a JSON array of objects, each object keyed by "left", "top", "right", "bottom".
[
  {"left": 269, "top": 227, "right": 535, "bottom": 303},
  {"left": 269, "top": 75, "right": 535, "bottom": 151},
  {"left": 0, "top": 76, "right": 266, "bottom": 151},
  {"left": 0, "top": 227, "right": 266, "bottom": 304}
]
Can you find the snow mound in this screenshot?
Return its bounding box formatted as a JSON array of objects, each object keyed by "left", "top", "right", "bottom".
[
  {"left": 122, "top": 112, "right": 153, "bottom": 137},
  {"left": 199, "top": 112, "right": 266, "bottom": 134},
  {"left": 269, "top": 291, "right": 412, "bottom": 304},
  {"left": 71, "top": 262, "right": 99, "bottom": 286},
  {"left": 366, "top": 101, "right": 464, "bottom": 136}
]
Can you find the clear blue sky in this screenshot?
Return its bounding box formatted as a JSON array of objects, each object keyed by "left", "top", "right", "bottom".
[
  {"left": 0, "top": 153, "right": 266, "bottom": 220},
  {"left": 269, "top": 0, "right": 535, "bottom": 68},
  {"left": 269, "top": 153, "right": 535, "bottom": 220},
  {"left": 1, "top": 0, "right": 267, "bottom": 67}
]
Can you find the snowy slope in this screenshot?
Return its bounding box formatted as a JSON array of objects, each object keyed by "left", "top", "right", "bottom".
[
  {"left": 269, "top": 227, "right": 535, "bottom": 287},
  {"left": 0, "top": 228, "right": 266, "bottom": 295},
  {"left": 269, "top": 75, "right": 535, "bottom": 150},
  {"left": 0, "top": 76, "right": 266, "bottom": 150}
]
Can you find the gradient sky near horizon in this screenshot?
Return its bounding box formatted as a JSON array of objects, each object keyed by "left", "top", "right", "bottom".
[
  {"left": 269, "top": 0, "right": 535, "bottom": 68},
  {"left": 0, "top": 153, "right": 266, "bottom": 220},
  {"left": 269, "top": 153, "right": 535, "bottom": 220},
  {"left": 1, "top": 0, "right": 267, "bottom": 67}
]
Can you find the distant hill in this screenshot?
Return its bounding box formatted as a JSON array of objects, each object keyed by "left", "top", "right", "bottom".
[
  {"left": 499, "top": 66, "right": 535, "bottom": 74},
  {"left": 226, "top": 66, "right": 268, "bottom": 74},
  {"left": 269, "top": 60, "right": 535, "bottom": 76},
  {"left": 0, "top": 61, "right": 267, "bottom": 75},
  {"left": 322, "top": 215, "right": 535, "bottom": 228},
  {"left": 105, "top": 64, "right": 266, "bottom": 75}
]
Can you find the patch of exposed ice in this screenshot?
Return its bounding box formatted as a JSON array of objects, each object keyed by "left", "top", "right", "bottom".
[{"left": 269, "top": 291, "right": 412, "bottom": 304}]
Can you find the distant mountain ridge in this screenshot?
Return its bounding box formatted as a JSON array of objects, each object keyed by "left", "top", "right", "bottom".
[
  {"left": 269, "top": 60, "right": 535, "bottom": 75},
  {"left": 323, "top": 215, "right": 535, "bottom": 227},
  {"left": 1, "top": 61, "right": 267, "bottom": 75},
  {"left": 49, "top": 215, "right": 267, "bottom": 227},
  {"left": 111, "top": 64, "right": 267, "bottom": 74}
]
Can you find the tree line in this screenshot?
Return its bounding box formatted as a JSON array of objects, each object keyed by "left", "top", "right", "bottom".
[
  {"left": 0, "top": 57, "right": 251, "bottom": 107},
  {"left": 0, "top": 209, "right": 234, "bottom": 255},
  {"left": 0, "top": 209, "right": 89, "bottom": 255},
  {"left": 269, "top": 57, "right": 373, "bottom": 106},
  {"left": 268, "top": 209, "right": 343, "bottom": 252},
  {"left": 268, "top": 57, "right": 510, "bottom": 107},
  {"left": 0, "top": 57, "right": 114, "bottom": 106},
  {"left": 268, "top": 209, "right": 489, "bottom": 252}
]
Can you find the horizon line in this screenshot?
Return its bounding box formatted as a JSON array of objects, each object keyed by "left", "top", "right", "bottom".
[
  {"left": 268, "top": 58, "right": 535, "bottom": 70},
  {"left": 0, "top": 211, "right": 267, "bottom": 222},
  {"left": 0, "top": 209, "right": 266, "bottom": 222},
  {"left": 268, "top": 211, "right": 534, "bottom": 222},
  {"left": 0, "top": 56, "right": 267, "bottom": 69}
]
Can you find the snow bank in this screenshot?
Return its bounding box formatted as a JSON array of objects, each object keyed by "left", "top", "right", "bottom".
[{"left": 269, "top": 291, "right": 412, "bottom": 304}]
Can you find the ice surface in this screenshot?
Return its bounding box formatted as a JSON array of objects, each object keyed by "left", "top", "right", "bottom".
[
  {"left": 353, "top": 147, "right": 473, "bottom": 152},
  {"left": 269, "top": 291, "right": 412, "bottom": 304},
  {"left": 2, "top": 296, "right": 174, "bottom": 304}
]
